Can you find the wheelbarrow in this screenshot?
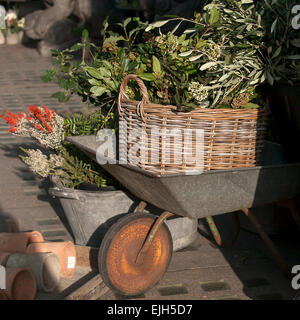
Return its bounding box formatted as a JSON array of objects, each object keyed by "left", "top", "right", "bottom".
[{"left": 66, "top": 135, "right": 300, "bottom": 297}]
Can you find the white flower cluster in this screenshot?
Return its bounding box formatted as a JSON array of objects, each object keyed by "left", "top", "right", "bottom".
[
  {"left": 5, "top": 10, "right": 17, "bottom": 22},
  {"left": 13, "top": 113, "right": 65, "bottom": 150},
  {"left": 21, "top": 149, "right": 64, "bottom": 178},
  {"left": 31, "top": 114, "right": 65, "bottom": 150},
  {"left": 17, "top": 17, "right": 25, "bottom": 28},
  {"left": 155, "top": 34, "right": 179, "bottom": 55},
  {"left": 205, "top": 41, "right": 221, "bottom": 62},
  {"left": 188, "top": 82, "right": 210, "bottom": 106}
]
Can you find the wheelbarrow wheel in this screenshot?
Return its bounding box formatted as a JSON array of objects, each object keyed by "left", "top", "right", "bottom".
[{"left": 98, "top": 212, "right": 173, "bottom": 297}]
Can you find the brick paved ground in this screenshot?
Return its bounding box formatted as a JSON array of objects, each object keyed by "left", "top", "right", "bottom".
[{"left": 1, "top": 43, "right": 300, "bottom": 300}]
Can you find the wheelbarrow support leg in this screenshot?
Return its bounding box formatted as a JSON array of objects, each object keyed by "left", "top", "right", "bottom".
[
  {"left": 241, "top": 208, "right": 291, "bottom": 278},
  {"left": 134, "top": 201, "right": 147, "bottom": 213},
  {"left": 135, "top": 211, "right": 174, "bottom": 265},
  {"left": 206, "top": 213, "right": 240, "bottom": 248}
]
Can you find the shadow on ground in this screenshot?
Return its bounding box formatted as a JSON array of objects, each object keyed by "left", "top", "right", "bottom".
[{"left": 198, "top": 208, "right": 300, "bottom": 300}]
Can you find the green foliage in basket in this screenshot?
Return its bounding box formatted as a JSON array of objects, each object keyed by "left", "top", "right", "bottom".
[
  {"left": 257, "top": 0, "right": 300, "bottom": 84},
  {"left": 44, "top": 0, "right": 265, "bottom": 112}
]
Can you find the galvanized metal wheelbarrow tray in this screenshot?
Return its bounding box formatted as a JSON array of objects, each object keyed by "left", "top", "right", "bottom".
[{"left": 66, "top": 135, "right": 300, "bottom": 290}]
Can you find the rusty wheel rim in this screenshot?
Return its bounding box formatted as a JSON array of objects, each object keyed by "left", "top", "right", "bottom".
[{"left": 99, "top": 213, "right": 172, "bottom": 296}]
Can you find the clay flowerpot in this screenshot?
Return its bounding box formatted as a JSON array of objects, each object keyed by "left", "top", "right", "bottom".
[
  {"left": 6, "top": 252, "right": 61, "bottom": 293},
  {"left": 4, "top": 267, "right": 37, "bottom": 300},
  {"left": 0, "top": 231, "right": 44, "bottom": 253},
  {"left": 6, "top": 29, "right": 19, "bottom": 45},
  {"left": 27, "top": 241, "right": 76, "bottom": 278}
]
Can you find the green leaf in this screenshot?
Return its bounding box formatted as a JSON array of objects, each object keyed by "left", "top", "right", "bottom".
[
  {"left": 90, "top": 86, "right": 107, "bottom": 97},
  {"left": 219, "top": 73, "right": 231, "bottom": 82},
  {"left": 271, "top": 19, "right": 277, "bottom": 34},
  {"left": 209, "top": 6, "right": 220, "bottom": 25},
  {"left": 51, "top": 92, "right": 67, "bottom": 103},
  {"left": 287, "top": 55, "right": 300, "bottom": 60},
  {"left": 58, "top": 77, "right": 69, "bottom": 90},
  {"left": 179, "top": 50, "right": 194, "bottom": 57},
  {"left": 70, "top": 43, "right": 83, "bottom": 51},
  {"left": 271, "top": 46, "right": 281, "bottom": 59},
  {"left": 42, "top": 69, "right": 56, "bottom": 83},
  {"left": 145, "top": 20, "right": 169, "bottom": 32},
  {"left": 266, "top": 71, "right": 274, "bottom": 85},
  {"left": 157, "top": 91, "right": 163, "bottom": 98},
  {"left": 85, "top": 67, "right": 103, "bottom": 80},
  {"left": 241, "top": 103, "right": 259, "bottom": 109},
  {"left": 171, "top": 21, "right": 182, "bottom": 34},
  {"left": 101, "top": 60, "right": 113, "bottom": 70},
  {"left": 138, "top": 73, "right": 156, "bottom": 81},
  {"left": 200, "top": 62, "right": 218, "bottom": 71},
  {"left": 290, "top": 39, "right": 300, "bottom": 48},
  {"left": 152, "top": 56, "right": 161, "bottom": 74},
  {"left": 189, "top": 55, "right": 202, "bottom": 62},
  {"left": 121, "top": 58, "right": 130, "bottom": 73},
  {"left": 82, "top": 29, "right": 89, "bottom": 39},
  {"left": 99, "top": 67, "right": 111, "bottom": 78},
  {"left": 123, "top": 17, "right": 132, "bottom": 28},
  {"left": 88, "top": 78, "right": 102, "bottom": 86},
  {"left": 184, "top": 29, "right": 197, "bottom": 34}
]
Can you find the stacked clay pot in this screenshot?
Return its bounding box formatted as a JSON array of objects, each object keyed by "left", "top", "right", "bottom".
[
  {"left": 0, "top": 231, "right": 77, "bottom": 299},
  {"left": 0, "top": 267, "right": 37, "bottom": 300},
  {"left": 27, "top": 241, "right": 77, "bottom": 278},
  {"left": 0, "top": 231, "right": 44, "bottom": 253},
  {"left": 0, "top": 231, "right": 44, "bottom": 300},
  {"left": 5, "top": 253, "right": 61, "bottom": 293}
]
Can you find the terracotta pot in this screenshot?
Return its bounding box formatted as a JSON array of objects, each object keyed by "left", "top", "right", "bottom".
[
  {"left": 6, "top": 30, "right": 19, "bottom": 45},
  {"left": 0, "top": 231, "right": 44, "bottom": 253},
  {"left": 6, "top": 253, "right": 61, "bottom": 293},
  {"left": 4, "top": 267, "right": 37, "bottom": 300},
  {"left": 27, "top": 241, "right": 76, "bottom": 278},
  {"left": 0, "top": 252, "right": 10, "bottom": 266}
]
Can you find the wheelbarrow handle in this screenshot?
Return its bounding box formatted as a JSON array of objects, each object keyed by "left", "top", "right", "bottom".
[{"left": 48, "top": 187, "right": 79, "bottom": 200}]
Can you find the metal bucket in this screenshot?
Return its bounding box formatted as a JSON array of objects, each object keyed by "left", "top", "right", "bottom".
[{"left": 49, "top": 177, "right": 198, "bottom": 251}]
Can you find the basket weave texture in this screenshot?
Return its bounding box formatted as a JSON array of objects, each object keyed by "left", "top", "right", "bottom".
[{"left": 118, "top": 74, "right": 269, "bottom": 175}]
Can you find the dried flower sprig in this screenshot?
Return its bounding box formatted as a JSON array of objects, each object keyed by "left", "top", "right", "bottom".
[
  {"left": 0, "top": 106, "right": 65, "bottom": 150},
  {"left": 19, "top": 147, "right": 64, "bottom": 178}
]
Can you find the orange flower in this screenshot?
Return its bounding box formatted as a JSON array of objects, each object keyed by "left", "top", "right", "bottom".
[{"left": 33, "top": 123, "right": 45, "bottom": 132}]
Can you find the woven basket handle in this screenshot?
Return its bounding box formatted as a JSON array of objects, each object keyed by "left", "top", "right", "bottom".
[{"left": 118, "top": 74, "right": 150, "bottom": 121}]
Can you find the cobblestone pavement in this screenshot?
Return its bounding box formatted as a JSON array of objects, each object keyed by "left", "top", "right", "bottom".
[{"left": 1, "top": 44, "right": 300, "bottom": 300}]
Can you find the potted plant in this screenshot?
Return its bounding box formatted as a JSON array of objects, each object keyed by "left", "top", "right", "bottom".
[
  {"left": 1, "top": 9, "right": 25, "bottom": 45},
  {"left": 0, "top": 106, "right": 198, "bottom": 249},
  {"left": 258, "top": 0, "right": 300, "bottom": 162}
]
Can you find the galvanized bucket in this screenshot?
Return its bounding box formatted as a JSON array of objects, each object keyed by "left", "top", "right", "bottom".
[{"left": 49, "top": 177, "right": 198, "bottom": 251}]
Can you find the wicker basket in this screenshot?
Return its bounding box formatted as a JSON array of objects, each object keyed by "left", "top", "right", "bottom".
[{"left": 118, "top": 74, "right": 269, "bottom": 175}]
